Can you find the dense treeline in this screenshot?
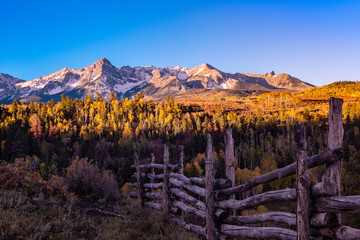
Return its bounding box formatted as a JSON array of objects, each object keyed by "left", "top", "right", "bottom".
[
  {"left": 1, "top": 92, "right": 360, "bottom": 202},
  {"left": 298, "top": 81, "right": 360, "bottom": 99}
]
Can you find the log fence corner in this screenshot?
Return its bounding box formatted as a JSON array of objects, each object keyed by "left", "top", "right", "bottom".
[{"left": 130, "top": 97, "right": 360, "bottom": 240}]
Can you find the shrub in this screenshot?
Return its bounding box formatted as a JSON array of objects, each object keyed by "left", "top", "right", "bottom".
[
  {"left": 0, "top": 159, "right": 71, "bottom": 200},
  {"left": 121, "top": 182, "right": 134, "bottom": 199},
  {"left": 64, "top": 157, "right": 120, "bottom": 201}
]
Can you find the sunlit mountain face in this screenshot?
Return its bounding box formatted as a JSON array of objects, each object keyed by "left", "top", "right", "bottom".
[{"left": 0, "top": 58, "right": 313, "bottom": 103}]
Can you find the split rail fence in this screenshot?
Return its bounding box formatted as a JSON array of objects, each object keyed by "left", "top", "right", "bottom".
[{"left": 130, "top": 98, "right": 360, "bottom": 239}]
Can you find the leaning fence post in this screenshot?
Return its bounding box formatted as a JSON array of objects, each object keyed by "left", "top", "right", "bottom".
[
  {"left": 205, "top": 133, "right": 216, "bottom": 240},
  {"left": 323, "top": 97, "right": 344, "bottom": 223},
  {"left": 162, "top": 143, "right": 170, "bottom": 221},
  {"left": 135, "top": 153, "right": 144, "bottom": 207},
  {"left": 295, "top": 124, "right": 310, "bottom": 240}
]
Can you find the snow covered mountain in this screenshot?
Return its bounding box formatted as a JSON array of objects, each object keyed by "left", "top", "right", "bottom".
[{"left": 0, "top": 58, "right": 313, "bottom": 103}]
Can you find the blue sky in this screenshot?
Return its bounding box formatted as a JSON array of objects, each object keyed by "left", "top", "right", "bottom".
[{"left": 0, "top": 0, "right": 359, "bottom": 86}]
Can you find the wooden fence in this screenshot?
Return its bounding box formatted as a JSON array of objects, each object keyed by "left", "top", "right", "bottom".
[{"left": 130, "top": 97, "right": 360, "bottom": 240}]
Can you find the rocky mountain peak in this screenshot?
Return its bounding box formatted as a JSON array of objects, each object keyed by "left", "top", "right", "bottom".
[
  {"left": 89, "top": 57, "right": 113, "bottom": 70},
  {"left": 0, "top": 59, "right": 313, "bottom": 103},
  {"left": 0, "top": 73, "right": 25, "bottom": 87},
  {"left": 98, "top": 57, "right": 111, "bottom": 65},
  {"left": 200, "top": 63, "right": 215, "bottom": 70}
]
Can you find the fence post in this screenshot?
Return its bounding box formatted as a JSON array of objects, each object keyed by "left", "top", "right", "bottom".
[
  {"left": 295, "top": 124, "right": 310, "bottom": 240},
  {"left": 151, "top": 153, "right": 155, "bottom": 192},
  {"left": 135, "top": 153, "right": 144, "bottom": 207},
  {"left": 162, "top": 143, "right": 170, "bottom": 221},
  {"left": 205, "top": 133, "right": 216, "bottom": 240},
  {"left": 179, "top": 145, "right": 184, "bottom": 175},
  {"left": 178, "top": 145, "right": 185, "bottom": 220},
  {"left": 323, "top": 97, "right": 344, "bottom": 223},
  {"left": 224, "top": 129, "right": 235, "bottom": 198}
]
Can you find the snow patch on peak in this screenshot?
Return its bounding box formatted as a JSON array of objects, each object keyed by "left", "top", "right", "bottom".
[
  {"left": 177, "top": 72, "right": 188, "bottom": 81},
  {"left": 113, "top": 81, "right": 143, "bottom": 93},
  {"left": 194, "top": 66, "right": 205, "bottom": 75},
  {"left": 46, "top": 86, "right": 64, "bottom": 95}
]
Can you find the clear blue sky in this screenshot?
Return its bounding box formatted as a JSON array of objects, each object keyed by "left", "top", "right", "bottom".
[{"left": 1, "top": 0, "right": 359, "bottom": 86}]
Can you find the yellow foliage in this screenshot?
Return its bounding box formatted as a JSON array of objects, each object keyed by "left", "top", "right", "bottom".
[
  {"left": 184, "top": 161, "right": 203, "bottom": 178},
  {"left": 121, "top": 182, "right": 134, "bottom": 198}
]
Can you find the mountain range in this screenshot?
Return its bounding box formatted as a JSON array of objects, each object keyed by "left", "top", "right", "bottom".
[{"left": 0, "top": 58, "right": 313, "bottom": 103}]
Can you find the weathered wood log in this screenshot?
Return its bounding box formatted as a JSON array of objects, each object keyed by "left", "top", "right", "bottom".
[
  {"left": 178, "top": 145, "right": 185, "bottom": 220},
  {"left": 312, "top": 225, "right": 360, "bottom": 239},
  {"left": 180, "top": 177, "right": 232, "bottom": 189},
  {"left": 322, "top": 97, "right": 344, "bottom": 225},
  {"left": 129, "top": 191, "right": 163, "bottom": 200},
  {"left": 129, "top": 191, "right": 137, "bottom": 198},
  {"left": 179, "top": 145, "right": 184, "bottom": 174},
  {"left": 131, "top": 163, "right": 181, "bottom": 171},
  {"left": 169, "top": 177, "right": 205, "bottom": 197},
  {"left": 170, "top": 206, "right": 181, "bottom": 215},
  {"left": 188, "top": 177, "right": 204, "bottom": 185},
  {"left": 311, "top": 213, "right": 338, "bottom": 228},
  {"left": 215, "top": 208, "right": 228, "bottom": 220},
  {"left": 145, "top": 201, "right": 162, "bottom": 211},
  {"left": 169, "top": 172, "right": 192, "bottom": 185},
  {"left": 146, "top": 192, "right": 163, "bottom": 200},
  {"left": 135, "top": 153, "right": 144, "bottom": 207},
  {"left": 314, "top": 195, "right": 360, "bottom": 213},
  {"left": 224, "top": 212, "right": 296, "bottom": 227},
  {"left": 295, "top": 124, "right": 310, "bottom": 240},
  {"left": 151, "top": 153, "right": 155, "bottom": 191},
  {"left": 205, "top": 133, "right": 216, "bottom": 240},
  {"left": 162, "top": 144, "right": 170, "bottom": 221},
  {"left": 170, "top": 187, "right": 206, "bottom": 211},
  {"left": 143, "top": 182, "right": 163, "bottom": 189},
  {"left": 311, "top": 181, "right": 338, "bottom": 196},
  {"left": 215, "top": 179, "right": 233, "bottom": 189},
  {"left": 147, "top": 173, "right": 164, "bottom": 180},
  {"left": 169, "top": 187, "right": 227, "bottom": 219},
  {"left": 224, "top": 129, "right": 236, "bottom": 240},
  {"left": 224, "top": 128, "right": 235, "bottom": 199},
  {"left": 133, "top": 182, "right": 164, "bottom": 189},
  {"left": 220, "top": 224, "right": 297, "bottom": 240},
  {"left": 133, "top": 173, "right": 164, "bottom": 180},
  {"left": 170, "top": 172, "right": 231, "bottom": 189},
  {"left": 215, "top": 148, "right": 342, "bottom": 200},
  {"left": 216, "top": 188, "right": 297, "bottom": 211},
  {"left": 132, "top": 173, "right": 146, "bottom": 178},
  {"left": 171, "top": 215, "right": 206, "bottom": 236},
  {"left": 172, "top": 200, "right": 206, "bottom": 219}
]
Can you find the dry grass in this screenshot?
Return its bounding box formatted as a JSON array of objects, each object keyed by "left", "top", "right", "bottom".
[{"left": 0, "top": 189, "right": 201, "bottom": 240}]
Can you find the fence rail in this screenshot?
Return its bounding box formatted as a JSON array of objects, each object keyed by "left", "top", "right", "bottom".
[{"left": 130, "top": 97, "right": 360, "bottom": 240}]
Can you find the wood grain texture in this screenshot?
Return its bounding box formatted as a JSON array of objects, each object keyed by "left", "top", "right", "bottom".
[{"left": 205, "top": 133, "right": 216, "bottom": 240}]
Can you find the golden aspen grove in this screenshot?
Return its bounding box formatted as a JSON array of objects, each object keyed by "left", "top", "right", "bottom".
[{"left": 1, "top": 86, "right": 360, "bottom": 238}]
